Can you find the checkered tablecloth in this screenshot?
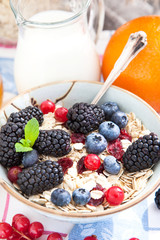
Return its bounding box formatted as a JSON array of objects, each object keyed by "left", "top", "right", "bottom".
[{"left": 0, "top": 31, "right": 160, "bottom": 240}]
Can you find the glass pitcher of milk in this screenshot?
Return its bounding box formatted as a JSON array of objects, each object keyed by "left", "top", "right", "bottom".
[{"left": 10, "top": 0, "right": 105, "bottom": 93}]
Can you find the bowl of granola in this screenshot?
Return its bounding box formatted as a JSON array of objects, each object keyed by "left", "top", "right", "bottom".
[{"left": 0, "top": 80, "right": 160, "bottom": 223}]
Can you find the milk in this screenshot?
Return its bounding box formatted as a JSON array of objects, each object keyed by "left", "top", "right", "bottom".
[{"left": 14, "top": 10, "right": 101, "bottom": 93}]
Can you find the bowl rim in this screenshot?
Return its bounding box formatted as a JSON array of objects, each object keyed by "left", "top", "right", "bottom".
[{"left": 1, "top": 80, "right": 160, "bottom": 219}]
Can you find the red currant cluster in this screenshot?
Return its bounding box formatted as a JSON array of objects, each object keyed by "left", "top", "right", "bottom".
[{"left": 0, "top": 214, "right": 63, "bottom": 240}]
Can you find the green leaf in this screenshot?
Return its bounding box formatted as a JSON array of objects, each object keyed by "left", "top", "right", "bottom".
[
  {"left": 20, "top": 139, "right": 31, "bottom": 147},
  {"left": 15, "top": 143, "right": 33, "bottom": 152},
  {"left": 24, "top": 118, "right": 39, "bottom": 147}
]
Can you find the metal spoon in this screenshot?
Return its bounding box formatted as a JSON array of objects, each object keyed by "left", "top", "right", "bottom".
[{"left": 91, "top": 31, "right": 147, "bottom": 104}]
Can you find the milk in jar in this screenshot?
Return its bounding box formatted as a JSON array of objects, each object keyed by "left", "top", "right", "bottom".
[{"left": 14, "top": 10, "right": 101, "bottom": 92}]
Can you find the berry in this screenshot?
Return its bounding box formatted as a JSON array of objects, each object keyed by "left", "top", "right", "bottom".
[
  {"left": 34, "top": 129, "right": 71, "bottom": 157},
  {"left": 84, "top": 236, "right": 98, "bottom": 240},
  {"left": 72, "top": 188, "right": 91, "bottom": 205},
  {"left": 105, "top": 186, "right": 124, "bottom": 206},
  {"left": 77, "top": 156, "right": 87, "bottom": 174},
  {"left": 0, "top": 122, "right": 24, "bottom": 168},
  {"left": 85, "top": 133, "right": 108, "bottom": 154},
  {"left": 0, "top": 222, "right": 13, "bottom": 239},
  {"left": 28, "top": 222, "right": 44, "bottom": 239},
  {"left": 71, "top": 133, "right": 86, "bottom": 144},
  {"left": 57, "top": 157, "right": 73, "bottom": 174},
  {"left": 7, "top": 231, "right": 21, "bottom": 240},
  {"left": 8, "top": 166, "right": 22, "bottom": 183},
  {"left": 107, "top": 139, "right": 124, "bottom": 160},
  {"left": 88, "top": 188, "right": 104, "bottom": 207},
  {"left": 111, "top": 111, "right": 128, "bottom": 129},
  {"left": 40, "top": 100, "right": 55, "bottom": 114},
  {"left": 13, "top": 216, "right": 30, "bottom": 233},
  {"left": 55, "top": 107, "right": 68, "bottom": 122},
  {"left": 129, "top": 238, "right": 140, "bottom": 240},
  {"left": 51, "top": 188, "right": 71, "bottom": 207},
  {"left": 123, "top": 133, "right": 160, "bottom": 172},
  {"left": 119, "top": 129, "right": 132, "bottom": 142},
  {"left": 17, "top": 160, "right": 64, "bottom": 196},
  {"left": 66, "top": 102, "right": 105, "bottom": 134},
  {"left": 103, "top": 156, "right": 121, "bottom": 175},
  {"left": 99, "top": 121, "right": 120, "bottom": 142},
  {"left": 22, "top": 150, "right": 39, "bottom": 168},
  {"left": 100, "top": 101, "right": 119, "bottom": 120},
  {"left": 155, "top": 188, "right": 160, "bottom": 209},
  {"left": 47, "top": 232, "right": 63, "bottom": 240},
  {"left": 12, "top": 214, "right": 25, "bottom": 226},
  {"left": 8, "top": 106, "right": 44, "bottom": 126},
  {"left": 84, "top": 154, "right": 101, "bottom": 171}
]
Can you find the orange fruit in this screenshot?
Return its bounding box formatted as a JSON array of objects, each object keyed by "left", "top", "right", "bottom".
[{"left": 102, "top": 16, "right": 160, "bottom": 113}]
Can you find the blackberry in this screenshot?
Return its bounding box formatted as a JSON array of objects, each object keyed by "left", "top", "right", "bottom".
[
  {"left": 34, "top": 129, "right": 71, "bottom": 157},
  {"left": 155, "top": 188, "right": 160, "bottom": 209},
  {"left": 123, "top": 133, "right": 160, "bottom": 172},
  {"left": 0, "top": 122, "right": 24, "bottom": 168},
  {"left": 17, "top": 160, "right": 64, "bottom": 196},
  {"left": 8, "top": 106, "right": 44, "bottom": 126},
  {"left": 66, "top": 102, "right": 105, "bottom": 134}
]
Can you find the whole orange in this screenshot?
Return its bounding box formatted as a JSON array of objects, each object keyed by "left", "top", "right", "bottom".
[{"left": 102, "top": 16, "right": 160, "bottom": 113}]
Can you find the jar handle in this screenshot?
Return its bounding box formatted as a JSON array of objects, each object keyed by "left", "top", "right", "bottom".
[{"left": 88, "top": 0, "right": 105, "bottom": 43}]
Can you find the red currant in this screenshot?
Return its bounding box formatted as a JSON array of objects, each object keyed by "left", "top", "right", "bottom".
[
  {"left": 0, "top": 222, "right": 13, "bottom": 239},
  {"left": 8, "top": 166, "right": 22, "bottom": 183},
  {"left": 84, "top": 154, "right": 101, "bottom": 170},
  {"left": 47, "top": 232, "right": 63, "bottom": 240},
  {"left": 12, "top": 214, "right": 25, "bottom": 225},
  {"left": 13, "top": 216, "right": 30, "bottom": 233},
  {"left": 7, "top": 231, "right": 21, "bottom": 240},
  {"left": 84, "top": 235, "right": 98, "bottom": 240},
  {"left": 129, "top": 238, "right": 140, "bottom": 240},
  {"left": 105, "top": 186, "right": 124, "bottom": 206},
  {"left": 55, "top": 107, "right": 68, "bottom": 122},
  {"left": 40, "top": 100, "right": 55, "bottom": 114},
  {"left": 28, "top": 222, "right": 44, "bottom": 239}
]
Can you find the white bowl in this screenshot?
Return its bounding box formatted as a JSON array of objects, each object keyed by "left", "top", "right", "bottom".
[{"left": 0, "top": 81, "right": 160, "bottom": 223}]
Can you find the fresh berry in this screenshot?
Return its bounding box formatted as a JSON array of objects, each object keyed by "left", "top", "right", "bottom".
[
  {"left": 17, "top": 160, "right": 64, "bottom": 196},
  {"left": 111, "top": 111, "right": 128, "bottom": 129},
  {"left": 85, "top": 133, "right": 108, "bottom": 154},
  {"left": 8, "top": 106, "right": 44, "bottom": 126},
  {"left": 107, "top": 139, "right": 124, "bottom": 160},
  {"left": 129, "top": 238, "right": 140, "bottom": 240},
  {"left": 8, "top": 166, "right": 22, "bottom": 183},
  {"left": 13, "top": 216, "right": 30, "bottom": 233},
  {"left": 99, "top": 121, "right": 120, "bottom": 142},
  {"left": 71, "top": 133, "right": 86, "bottom": 144},
  {"left": 22, "top": 149, "right": 39, "bottom": 168},
  {"left": 105, "top": 186, "right": 124, "bottom": 206},
  {"left": 34, "top": 129, "right": 71, "bottom": 157},
  {"left": 28, "top": 222, "right": 44, "bottom": 239},
  {"left": 55, "top": 107, "right": 68, "bottom": 122},
  {"left": 0, "top": 122, "right": 24, "bottom": 168},
  {"left": 123, "top": 133, "right": 160, "bottom": 172},
  {"left": 119, "top": 129, "right": 132, "bottom": 142},
  {"left": 66, "top": 102, "right": 105, "bottom": 134},
  {"left": 84, "top": 154, "right": 101, "bottom": 171},
  {"left": 58, "top": 157, "right": 73, "bottom": 174},
  {"left": 103, "top": 156, "right": 121, "bottom": 175},
  {"left": 77, "top": 156, "right": 87, "bottom": 174},
  {"left": 7, "top": 231, "right": 21, "bottom": 240},
  {"left": 0, "top": 222, "right": 13, "bottom": 239},
  {"left": 83, "top": 235, "right": 98, "bottom": 240},
  {"left": 72, "top": 188, "right": 91, "bottom": 205},
  {"left": 12, "top": 214, "right": 24, "bottom": 226},
  {"left": 47, "top": 232, "right": 63, "bottom": 240},
  {"left": 100, "top": 101, "right": 119, "bottom": 120},
  {"left": 51, "top": 188, "right": 71, "bottom": 206},
  {"left": 155, "top": 188, "right": 160, "bottom": 209},
  {"left": 40, "top": 100, "right": 55, "bottom": 114}
]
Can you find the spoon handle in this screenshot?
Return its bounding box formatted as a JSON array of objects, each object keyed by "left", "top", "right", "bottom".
[{"left": 91, "top": 31, "right": 147, "bottom": 105}]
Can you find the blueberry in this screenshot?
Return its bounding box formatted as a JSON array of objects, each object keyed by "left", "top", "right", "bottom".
[
  {"left": 72, "top": 188, "right": 91, "bottom": 205},
  {"left": 111, "top": 111, "right": 128, "bottom": 129},
  {"left": 103, "top": 155, "right": 121, "bottom": 175},
  {"left": 51, "top": 188, "right": 71, "bottom": 206},
  {"left": 100, "top": 101, "right": 119, "bottom": 120},
  {"left": 99, "top": 121, "right": 120, "bottom": 141},
  {"left": 22, "top": 149, "right": 39, "bottom": 167},
  {"left": 85, "top": 132, "right": 108, "bottom": 154}
]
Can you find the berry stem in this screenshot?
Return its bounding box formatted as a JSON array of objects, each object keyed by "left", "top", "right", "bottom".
[{"left": 12, "top": 227, "right": 32, "bottom": 240}]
